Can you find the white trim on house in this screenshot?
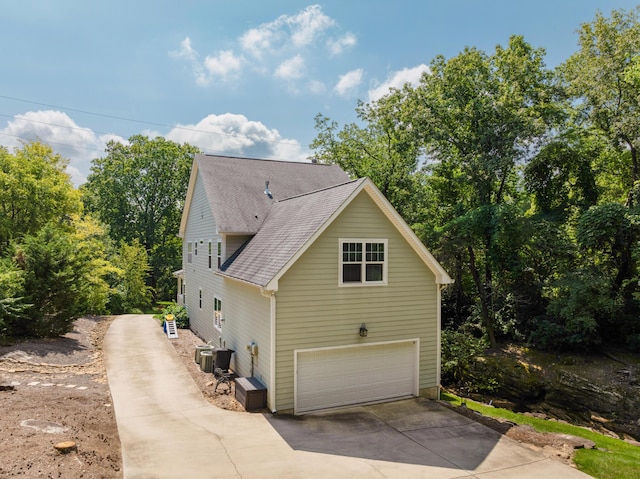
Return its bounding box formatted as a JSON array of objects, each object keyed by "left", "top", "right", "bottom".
[
  {"left": 436, "top": 284, "right": 443, "bottom": 399},
  {"left": 362, "top": 181, "right": 453, "bottom": 285},
  {"left": 268, "top": 291, "right": 277, "bottom": 413},
  {"left": 338, "top": 238, "right": 388, "bottom": 287},
  {"left": 179, "top": 159, "right": 199, "bottom": 238}
]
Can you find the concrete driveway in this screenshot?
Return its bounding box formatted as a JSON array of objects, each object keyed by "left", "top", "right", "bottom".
[
  {"left": 105, "top": 315, "right": 593, "bottom": 478},
  {"left": 268, "top": 398, "right": 529, "bottom": 471}
]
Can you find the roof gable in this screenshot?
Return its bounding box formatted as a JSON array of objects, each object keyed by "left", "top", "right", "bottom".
[
  {"left": 220, "top": 179, "right": 365, "bottom": 286},
  {"left": 219, "top": 177, "right": 453, "bottom": 289},
  {"left": 180, "top": 155, "right": 350, "bottom": 235}
]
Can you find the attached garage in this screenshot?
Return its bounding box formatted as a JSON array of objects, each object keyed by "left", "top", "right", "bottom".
[{"left": 294, "top": 340, "right": 419, "bottom": 414}]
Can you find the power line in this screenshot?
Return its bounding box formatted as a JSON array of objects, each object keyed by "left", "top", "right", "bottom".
[
  {"left": 0, "top": 130, "right": 309, "bottom": 164},
  {"left": 0, "top": 94, "right": 310, "bottom": 147},
  {"left": 0, "top": 113, "right": 113, "bottom": 138},
  {"left": 0, "top": 131, "right": 105, "bottom": 153}
]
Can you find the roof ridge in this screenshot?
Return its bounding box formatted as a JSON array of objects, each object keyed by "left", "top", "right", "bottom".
[
  {"left": 277, "top": 178, "right": 363, "bottom": 203},
  {"left": 198, "top": 154, "right": 337, "bottom": 166}
]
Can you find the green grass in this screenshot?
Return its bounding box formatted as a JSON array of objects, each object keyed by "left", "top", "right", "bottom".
[{"left": 441, "top": 392, "right": 640, "bottom": 479}]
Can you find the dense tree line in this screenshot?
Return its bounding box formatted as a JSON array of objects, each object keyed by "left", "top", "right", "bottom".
[
  {"left": 1, "top": 8, "right": 637, "bottom": 349},
  {"left": 0, "top": 137, "right": 196, "bottom": 339},
  {"left": 312, "top": 7, "right": 640, "bottom": 352}
]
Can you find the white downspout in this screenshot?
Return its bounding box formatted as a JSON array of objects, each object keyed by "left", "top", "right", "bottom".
[
  {"left": 436, "top": 283, "right": 444, "bottom": 400},
  {"left": 261, "top": 287, "right": 277, "bottom": 413}
]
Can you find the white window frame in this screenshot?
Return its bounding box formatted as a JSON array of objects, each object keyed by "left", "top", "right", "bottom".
[
  {"left": 198, "top": 288, "right": 203, "bottom": 309},
  {"left": 187, "top": 242, "right": 193, "bottom": 264},
  {"left": 213, "top": 296, "right": 223, "bottom": 331},
  {"left": 194, "top": 240, "right": 198, "bottom": 257},
  {"left": 339, "top": 238, "right": 388, "bottom": 286},
  {"left": 208, "top": 240, "right": 213, "bottom": 270},
  {"left": 217, "top": 239, "right": 222, "bottom": 269}
]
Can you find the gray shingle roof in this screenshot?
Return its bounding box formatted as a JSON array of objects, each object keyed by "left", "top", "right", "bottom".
[
  {"left": 220, "top": 179, "right": 365, "bottom": 287},
  {"left": 195, "top": 155, "right": 350, "bottom": 234}
]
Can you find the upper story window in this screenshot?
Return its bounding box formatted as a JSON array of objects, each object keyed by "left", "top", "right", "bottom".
[
  {"left": 339, "top": 239, "right": 387, "bottom": 286},
  {"left": 194, "top": 241, "right": 198, "bottom": 257},
  {"left": 217, "top": 240, "right": 222, "bottom": 269},
  {"left": 187, "top": 242, "right": 193, "bottom": 263},
  {"left": 208, "top": 240, "right": 213, "bottom": 269}
]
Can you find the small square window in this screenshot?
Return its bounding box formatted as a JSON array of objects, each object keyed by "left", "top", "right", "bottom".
[{"left": 339, "top": 239, "right": 387, "bottom": 286}]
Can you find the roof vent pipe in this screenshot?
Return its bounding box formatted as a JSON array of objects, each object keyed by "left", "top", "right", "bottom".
[{"left": 264, "top": 181, "right": 273, "bottom": 199}]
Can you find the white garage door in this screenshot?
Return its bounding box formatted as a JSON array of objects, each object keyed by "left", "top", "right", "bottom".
[{"left": 295, "top": 340, "right": 418, "bottom": 414}]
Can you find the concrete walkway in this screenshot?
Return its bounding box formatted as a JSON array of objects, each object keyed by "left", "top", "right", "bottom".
[{"left": 105, "top": 315, "right": 593, "bottom": 478}]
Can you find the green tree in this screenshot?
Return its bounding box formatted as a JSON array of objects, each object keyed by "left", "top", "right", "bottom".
[
  {"left": 400, "top": 36, "right": 564, "bottom": 347},
  {"left": 109, "top": 239, "right": 153, "bottom": 313},
  {"left": 311, "top": 101, "right": 425, "bottom": 226},
  {"left": 0, "top": 142, "right": 81, "bottom": 251},
  {"left": 71, "top": 215, "right": 119, "bottom": 315},
  {"left": 562, "top": 7, "right": 640, "bottom": 202},
  {"left": 82, "top": 135, "right": 199, "bottom": 299},
  {"left": 0, "top": 258, "right": 28, "bottom": 339},
  {"left": 524, "top": 130, "right": 600, "bottom": 219},
  {"left": 13, "top": 223, "right": 100, "bottom": 337}
]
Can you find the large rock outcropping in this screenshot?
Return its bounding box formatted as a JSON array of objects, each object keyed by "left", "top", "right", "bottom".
[{"left": 467, "top": 349, "right": 640, "bottom": 440}]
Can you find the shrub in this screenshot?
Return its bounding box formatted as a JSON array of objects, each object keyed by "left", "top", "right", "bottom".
[
  {"left": 154, "top": 302, "right": 189, "bottom": 329},
  {"left": 441, "top": 328, "right": 490, "bottom": 389}
]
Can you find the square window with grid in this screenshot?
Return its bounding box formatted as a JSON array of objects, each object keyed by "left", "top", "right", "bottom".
[{"left": 340, "top": 240, "right": 387, "bottom": 285}]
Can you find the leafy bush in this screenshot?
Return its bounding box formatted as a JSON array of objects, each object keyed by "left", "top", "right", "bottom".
[
  {"left": 441, "top": 328, "right": 489, "bottom": 388},
  {"left": 154, "top": 302, "right": 189, "bottom": 329}
]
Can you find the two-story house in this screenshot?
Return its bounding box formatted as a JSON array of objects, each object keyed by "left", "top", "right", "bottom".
[{"left": 177, "top": 154, "right": 452, "bottom": 414}]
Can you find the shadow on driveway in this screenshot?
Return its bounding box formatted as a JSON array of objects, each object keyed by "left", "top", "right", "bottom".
[{"left": 266, "top": 397, "right": 507, "bottom": 470}]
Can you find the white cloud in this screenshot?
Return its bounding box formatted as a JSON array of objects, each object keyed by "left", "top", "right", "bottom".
[
  {"left": 0, "top": 110, "right": 125, "bottom": 185},
  {"left": 275, "top": 55, "right": 305, "bottom": 80},
  {"left": 241, "top": 4, "right": 335, "bottom": 58},
  {"left": 327, "top": 32, "right": 357, "bottom": 56},
  {"left": 287, "top": 4, "right": 335, "bottom": 48},
  {"left": 203, "top": 50, "right": 243, "bottom": 81},
  {"left": 308, "top": 79, "right": 326, "bottom": 95},
  {"left": 173, "top": 5, "right": 355, "bottom": 93},
  {"left": 334, "top": 69, "right": 364, "bottom": 97},
  {"left": 161, "top": 113, "right": 308, "bottom": 161},
  {"left": 172, "top": 37, "right": 244, "bottom": 85},
  {"left": 240, "top": 24, "right": 281, "bottom": 59},
  {"left": 368, "top": 64, "right": 430, "bottom": 102},
  {"left": 170, "top": 37, "right": 207, "bottom": 86}
]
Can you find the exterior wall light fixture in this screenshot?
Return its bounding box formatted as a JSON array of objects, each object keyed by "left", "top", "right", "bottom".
[{"left": 359, "top": 323, "right": 368, "bottom": 337}]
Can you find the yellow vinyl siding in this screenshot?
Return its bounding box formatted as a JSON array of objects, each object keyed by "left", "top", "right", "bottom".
[
  {"left": 275, "top": 191, "right": 438, "bottom": 411},
  {"left": 220, "top": 280, "right": 271, "bottom": 389}
]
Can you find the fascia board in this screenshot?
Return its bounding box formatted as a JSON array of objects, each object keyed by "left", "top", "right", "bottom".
[{"left": 178, "top": 159, "right": 199, "bottom": 238}]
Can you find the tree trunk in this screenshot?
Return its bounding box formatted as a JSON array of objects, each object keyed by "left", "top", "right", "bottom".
[{"left": 467, "top": 245, "right": 497, "bottom": 348}]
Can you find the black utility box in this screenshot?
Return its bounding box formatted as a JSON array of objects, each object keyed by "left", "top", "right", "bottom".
[
  {"left": 213, "top": 348, "right": 234, "bottom": 371},
  {"left": 235, "top": 377, "right": 267, "bottom": 411}
]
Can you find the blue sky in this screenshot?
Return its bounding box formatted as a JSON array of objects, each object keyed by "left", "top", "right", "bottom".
[{"left": 0, "top": 1, "right": 636, "bottom": 185}]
